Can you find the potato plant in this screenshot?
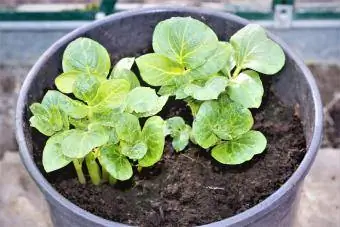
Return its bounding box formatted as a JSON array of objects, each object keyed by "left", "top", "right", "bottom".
[{"left": 29, "top": 17, "right": 285, "bottom": 184}]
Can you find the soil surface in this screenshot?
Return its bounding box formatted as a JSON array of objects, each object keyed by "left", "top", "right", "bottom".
[{"left": 32, "top": 80, "right": 306, "bottom": 226}]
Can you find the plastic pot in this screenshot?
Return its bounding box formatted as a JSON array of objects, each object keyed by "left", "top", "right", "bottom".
[{"left": 16, "top": 7, "right": 323, "bottom": 227}]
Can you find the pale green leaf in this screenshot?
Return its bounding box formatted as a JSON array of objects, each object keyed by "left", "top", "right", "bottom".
[
  {"left": 62, "top": 37, "right": 111, "bottom": 77},
  {"left": 139, "top": 116, "right": 165, "bottom": 167},
  {"left": 125, "top": 87, "right": 168, "bottom": 117},
  {"left": 166, "top": 117, "right": 191, "bottom": 152},
  {"left": 29, "top": 103, "right": 66, "bottom": 136},
  {"left": 220, "top": 42, "right": 236, "bottom": 78},
  {"left": 184, "top": 97, "right": 202, "bottom": 117},
  {"left": 42, "top": 131, "right": 73, "bottom": 172},
  {"left": 61, "top": 129, "right": 109, "bottom": 159},
  {"left": 152, "top": 17, "right": 218, "bottom": 69},
  {"left": 55, "top": 71, "right": 80, "bottom": 94},
  {"left": 187, "top": 42, "right": 232, "bottom": 79},
  {"left": 115, "top": 113, "right": 141, "bottom": 144},
  {"left": 227, "top": 70, "right": 264, "bottom": 108},
  {"left": 110, "top": 57, "right": 140, "bottom": 89},
  {"left": 73, "top": 74, "right": 100, "bottom": 103},
  {"left": 136, "top": 53, "right": 185, "bottom": 86},
  {"left": 42, "top": 90, "right": 88, "bottom": 119},
  {"left": 211, "top": 130, "right": 267, "bottom": 164},
  {"left": 99, "top": 144, "right": 133, "bottom": 181},
  {"left": 121, "top": 141, "right": 148, "bottom": 160},
  {"left": 192, "top": 98, "right": 253, "bottom": 148},
  {"left": 89, "top": 79, "right": 130, "bottom": 111},
  {"left": 184, "top": 76, "right": 228, "bottom": 101},
  {"left": 230, "top": 24, "right": 285, "bottom": 75}
]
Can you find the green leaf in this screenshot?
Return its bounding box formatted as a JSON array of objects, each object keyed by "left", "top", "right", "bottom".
[
  {"left": 110, "top": 57, "right": 140, "bottom": 89},
  {"left": 121, "top": 141, "right": 148, "bottom": 160},
  {"left": 29, "top": 103, "right": 66, "bottom": 136},
  {"left": 220, "top": 42, "right": 236, "bottom": 78},
  {"left": 99, "top": 144, "right": 133, "bottom": 181},
  {"left": 115, "top": 113, "right": 141, "bottom": 143},
  {"left": 73, "top": 74, "right": 100, "bottom": 103},
  {"left": 187, "top": 42, "right": 232, "bottom": 79},
  {"left": 230, "top": 24, "right": 285, "bottom": 75},
  {"left": 192, "top": 98, "right": 253, "bottom": 148},
  {"left": 166, "top": 117, "right": 191, "bottom": 152},
  {"left": 62, "top": 37, "right": 111, "bottom": 78},
  {"left": 42, "top": 90, "right": 88, "bottom": 119},
  {"left": 139, "top": 116, "right": 165, "bottom": 167},
  {"left": 125, "top": 87, "right": 168, "bottom": 117},
  {"left": 136, "top": 53, "right": 185, "bottom": 86},
  {"left": 89, "top": 79, "right": 130, "bottom": 111},
  {"left": 90, "top": 109, "right": 122, "bottom": 128},
  {"left": 227, "top": 70, "right": 264, "bottom": 108},
  {"left": 211, "top": 130, "right": 267, "bottom": 164},
  {"left": 184, "top": 76, "right": 228, "bottom": 101},
  {"left": 152, "top": 17, "right": 218, "bottom": 69},
  {"left": 88, "top": 123, "right": 119, "bottom": 145},
  {"left": 55, "top": 71, "right": 80, "bottom": 94},
  {"left": 69, "top": 117, "right": 89, "bottom": 130},
  {"left": 61, "top": 128, "right": 109, "bottom": 159},
  {"left": 184, "top": 98, "right": 202, "bottom": 116},
  {"left": 42, "top": 131, "right": 73, "bottom": 172}
]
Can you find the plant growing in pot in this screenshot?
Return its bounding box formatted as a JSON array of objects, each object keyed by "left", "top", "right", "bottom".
[{"left": 16, "top": 8, "right": 322, "bottom": 227}]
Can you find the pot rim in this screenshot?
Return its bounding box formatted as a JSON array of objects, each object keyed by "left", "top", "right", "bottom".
[{"left": 15, "top": 7, "right": 323, "bottom": 227}]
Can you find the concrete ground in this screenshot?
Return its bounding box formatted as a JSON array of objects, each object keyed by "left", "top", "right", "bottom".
[{"left": 0, "top": 63, "right": 339, "bottom": 226}]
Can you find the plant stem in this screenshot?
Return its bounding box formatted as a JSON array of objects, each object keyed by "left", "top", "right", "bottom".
[
  {"left": 85, "top": 153, "right": 101, "bottom": 185},
  {"left": 102, "top": 166, "right": 109, "bottom": 182},
  {"left": 73, "top": 159, "right": 86, "bottom": 184},
  {"left": 232, "top": 66, "right": 242, "bottom": 78},
  {"left": 109, "top": 175, "right": 117, "bottom": 185}
]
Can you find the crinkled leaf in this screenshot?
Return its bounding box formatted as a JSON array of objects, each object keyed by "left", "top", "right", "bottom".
[
  {"left": 230, "top": 24, "right": 285, "bottom": 75},
  {"left": 90, "top": 109, "right": 122, "bottom": 128},
  {"left": 187, "top": 42, "right": 232, "bottom": 79},
  {"left": 55, "top": 71, "right": 80, "bottom": 94},
  {"left": 115, "top": 113, "right": 141, "bottom": 144},
  {"left": 42, "top": 131, "right": 73, "bottom": 172},
  {"left": 139, "top": 116, "right": 165, "bottom": 167},
  {"left": 211, "top": 131, "right": 267, "bottom": 164},
  {"left": 152, "top": 17, "right": 218, "bottom": 69},
  {"left": 121, "top": 141, "right": 148, "bottom": 160},
  {"left": 42, "top": 90, "right": 88, "bottom": 119},
  {"left": 227, "top": 70, "right": 264, "bottom": 108},
  {"left": 166, "top": 117, "right": 191, "bottom": 152},
  {"left": 62, "top": 37, "right": 110, "bottom": 77},
  {"left": 73, "top": 74, "right": 100, "bottom": 103},
  {"left": 99, "top": 144, "right": 133, "bottom": 181},
  {"left": 61, "top": 128, "right": 109, "bottom": 159},
  {"left": 110, "top": 57, "right": 140, "bottom": 89},
  {"left": 136, "top": 53, "right": 185, "bottom": 86},
  {"left": 192, "top": 98, "right": 253, "bottom": 148},
  {"left": 172, "top": 125, "right": 191, "bottom": 152},
  {"left": 125, "top": 87, "right": 168, "bottom": 117},
  {"left": 69, "top": 117, "right": 89, "bottom": 130},
  {"left": 89, "top": 79, "right": 130, "bottom": 111},
  {"left": 29, "top": 103, "right": 66, "bottom": 136},
  {"left": 184, "top": 76, "right": 228, "bottom": 101}
]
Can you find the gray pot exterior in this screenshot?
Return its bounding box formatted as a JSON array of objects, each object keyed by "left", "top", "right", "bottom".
[{"left": 15, "top": 7, "right": 323, "bottom": 227}]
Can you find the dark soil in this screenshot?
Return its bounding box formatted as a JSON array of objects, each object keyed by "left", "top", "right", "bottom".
[{"left": 32, "top": 81, "right": 306, "bottom": 226}]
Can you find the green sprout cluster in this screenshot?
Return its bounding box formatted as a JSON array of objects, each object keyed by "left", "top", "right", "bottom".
[{"left": 29, "top": 17, "right": 285, "bottom": 185}]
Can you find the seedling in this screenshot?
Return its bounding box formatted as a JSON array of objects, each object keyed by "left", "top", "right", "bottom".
[{"left": 30, "top": 17, "right": 285, "bottom": 185}]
